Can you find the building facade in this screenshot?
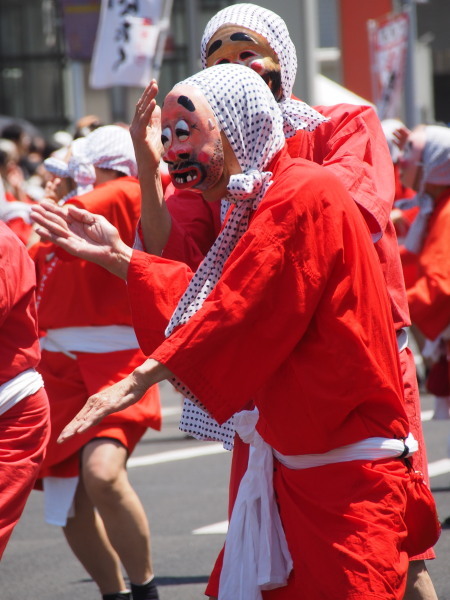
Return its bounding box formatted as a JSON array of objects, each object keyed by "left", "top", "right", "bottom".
[{"left": 0, "top": 0, "right": 446, "bottom": 140}]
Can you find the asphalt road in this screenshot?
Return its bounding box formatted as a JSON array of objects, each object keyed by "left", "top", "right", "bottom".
[{"left": 2, "top": 381, "right": 450, "bottom": 599}]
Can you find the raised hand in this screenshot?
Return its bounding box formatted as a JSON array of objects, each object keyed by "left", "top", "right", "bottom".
[
  {"left": 392, "top": 125, "right": 411, "bottom": 150},
  {"left": 130, "top": 79, "right": 163, "bottom": 171},
  {"left": 130, "top": 78, "right": 172, "bottom": 255},
  {"left": 31, "top": 200, "right": 132, "bottom": 278}
]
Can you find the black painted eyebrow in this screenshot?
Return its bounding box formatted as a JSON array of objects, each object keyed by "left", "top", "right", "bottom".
[
  {"left": 230, "top": 32, "right": 256, "bottom": 43},
  {"left": 177, "top": 95, "right": 196, "bottom": 112},
  {"left": 207, "top": 39, "right": 222, "bottom": 58}
]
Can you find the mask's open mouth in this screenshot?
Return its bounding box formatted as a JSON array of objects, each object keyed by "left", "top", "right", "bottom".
[{"left": 170, "top": 164, "right": 203, "bottom": 188}]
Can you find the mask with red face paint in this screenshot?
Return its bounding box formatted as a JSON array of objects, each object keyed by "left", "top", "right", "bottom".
[
  {"left": 161, "top": 86, "right": 225, "bottom": 193},
  {"left": 206, "top": 25, "right": 282, "bottom": 101},
  {"left": 200, "top": 3, "right": 328, "bottom": 137}
]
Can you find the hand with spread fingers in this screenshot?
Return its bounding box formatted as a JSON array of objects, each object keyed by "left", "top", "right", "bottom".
[
  {"left": 31, "top": 200, "right": 132, "bottom": 278},
  {"left": 392, "top": 125, "right": 412, "bottom": 150},
  {"left": 129, "top": 78, "right": 172, "bottom": 255},
  {"left": 57, "top": 359, "right": 171, "bottom": 443},
  {"left": 130, "top": 78, "right": 163, "bottom": 170}
]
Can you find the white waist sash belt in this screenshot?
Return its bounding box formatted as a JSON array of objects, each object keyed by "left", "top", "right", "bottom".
[
  {"left": 396, "top": 327, "right": 409, "bottom": 353},
  {"left": 0, "top": 368, "right": 44, "bottom": 416},
  {"left": 40, "top": 325, "right": 140, "bottom": 357},
  {"left": 219, "top": 408, "right": 417, "bottom": 600}
]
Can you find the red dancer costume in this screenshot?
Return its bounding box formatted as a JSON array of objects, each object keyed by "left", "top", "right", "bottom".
[
  {"left": 134, "top": 4, "right": 434, "bottom": 572},
  {"left": 0, "top": 222, "right": 49, "bottom": 558},
  {"left": 32, "top": 160, "right": 160, "bottom": 521}
]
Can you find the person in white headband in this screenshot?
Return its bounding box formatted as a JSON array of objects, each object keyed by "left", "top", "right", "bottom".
[
  {"left": 0, "top": 222, "right": 50, "bottom": 560},
  {"left": 399, "top": 125, "right": 450, "bottom": 429},
  {"left": 43, "top": 136, "right": 95, "bottom": 204},
  {"left": 31, "top": 64, "right": 439, "bottom": 600},
  {"left": 132, "top": 5, "right": 437, "bottom": 595},
  {"left": 29, "top": 124, "right": 161, "bottom": 600}
]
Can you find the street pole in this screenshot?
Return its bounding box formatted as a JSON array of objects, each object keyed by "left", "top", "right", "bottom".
[
  {"left": 186, "top": 0, "right": 200, "bottom": 75},
  {"left": 403, "top": 0, "right": 420, "bottom": 127},
  {"left": 69, "top": 61, "right": 86, "bottom": 124},
  {"left": 297, "top": 0, "right": 318, "bottom": 104}
]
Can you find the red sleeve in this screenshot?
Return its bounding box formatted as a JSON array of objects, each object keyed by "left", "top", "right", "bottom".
[
  {"left": 407, "top": 194, "right": 450, "bottom": 340},
  {"left": 127, "top": 249, "right": 195, "bottom": 355},
  {"left": 162, "top": 185, "right": 221, "bottom": 270},
  {"left": 290, "top": 103, "right": 395, "bottom": 240},
  {"left": 33, "top": 179, "right": 142, "bottom": 330},
  {"left": 0, "top": 223, "right": 40, "bottom": 382},
  {"left": 399, "top": 245, "right": 420, "bottom": 291},
  {"left": 149, "top": 164, "right": 347, "bottom": 423},
  {"left": 5, "top": 217, "right": 32, "bottom": 246},
  {"left": 148, "top": 158, "right": 406, "bottom": 452},
  {"left": 70, "top": 176, "right": 141, "bottom": 246}
]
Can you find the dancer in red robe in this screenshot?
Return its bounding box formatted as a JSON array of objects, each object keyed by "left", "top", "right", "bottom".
[
  {"left": 31, "top": 64, "right": 439, "bottom": 600},
  {"left": 0, "top": 222, "right": 50, "bottom": 558},
  {"left": 130, "top": 5, "right": 436, "bottom": 597},
  {"left": 30, "top": 126, "right": 161, "bottom": 600}
]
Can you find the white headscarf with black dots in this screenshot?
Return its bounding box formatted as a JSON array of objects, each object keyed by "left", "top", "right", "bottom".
[
  {"left": 200, "top": 2, "right": 328, "bottom": 138},
  {"left": 165, "top": 64, "right": 285, "bottom": 448}
]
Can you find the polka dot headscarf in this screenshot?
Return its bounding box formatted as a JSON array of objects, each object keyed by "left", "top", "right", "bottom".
[
  {"left": 165, "top": 64, "right": 286, "bottom": 448},
  {"left": 200, "top": 2, "right": 328, "bottom": 138}
]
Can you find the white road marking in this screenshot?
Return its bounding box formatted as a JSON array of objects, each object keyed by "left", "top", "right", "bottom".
[
  {"left": 128, "top": 407, "right": 450, "bottom": 537},
  {"left": 421, "top": 410, "right": 434, "bottom": 421},
  {"left": 127, "top": 443, "right": 226, "bottom": 468},
  {"left": 428, "top": 458, "right": 450, "bottom": 478},
  {"left": 161, "top": 406, "right": 182, "bottom": 417},
  {"left": 192, "top": 521, "right": 228, "bottom": 535}
]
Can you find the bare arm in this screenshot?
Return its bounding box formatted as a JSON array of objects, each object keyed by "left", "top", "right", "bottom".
[
  {"left": 58, "top": 359, "right": 172, "bottom": 442},
  {"left": 130, "top": 79, "right": 172, "bottom": 254},
  {"left": 392, "top": 125, "right": 411, "bottom": 151},
  {"left": 31, "top": 200, "right": 132, "bottom": 279}
]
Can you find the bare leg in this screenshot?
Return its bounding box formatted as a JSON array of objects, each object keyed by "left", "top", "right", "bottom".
[
  {"left": 63, "top": 476, "right": 126, "bottom": 595},
  {"left": 82, "top": 439, "right": 154, "bottom": 585},
  {"left": 404, "top": 560, "right": 438, "bottom": 600}
]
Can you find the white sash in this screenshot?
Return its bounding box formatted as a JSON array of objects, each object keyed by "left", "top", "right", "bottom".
[
  {"left": 40, "top": 325, "right": 139, "bottom": 356},
  {"left": 219, "top": 408, "right": 417, "bottom": 600},
  {"left": 0, "top": 368, "right": 44, "bottom": 416}
]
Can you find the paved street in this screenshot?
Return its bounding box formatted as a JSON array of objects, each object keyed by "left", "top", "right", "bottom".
[{"left": 2, "top": 381, "right": 450, "bottom": 599}]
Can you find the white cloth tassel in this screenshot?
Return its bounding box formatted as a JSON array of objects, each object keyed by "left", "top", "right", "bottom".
[
  {"left": 218, "top": 408, "right": 417, "bottom": 600},
  {"left": 219, "top": 410, "right": 293, "bottom": 600}
]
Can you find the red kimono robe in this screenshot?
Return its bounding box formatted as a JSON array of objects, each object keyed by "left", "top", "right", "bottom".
[
  {"left": 128, "top": 148, "right": 411, "bottom": 599},
  {"left": 137, "top": 102, "right": 433, "bottom": 565},
  {"left": 0, "top": 223, "right": 49, "bottom": 557},
  {"left": 31, "top": 176, "right": 161, "bottom": 480},
  {"left": 406, "top": 189, "right": 450, "bottom": 341}
]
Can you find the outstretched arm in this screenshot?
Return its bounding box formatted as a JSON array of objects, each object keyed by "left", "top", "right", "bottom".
[
  {"left": 130, "top": 79, "right": 172, "bottom": 255},
  {"left": 31, "top": 200, "right": 132, "bottom": 279},
  {"left": 58, "top": 359, "right": 172, "bottom": 442}
]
